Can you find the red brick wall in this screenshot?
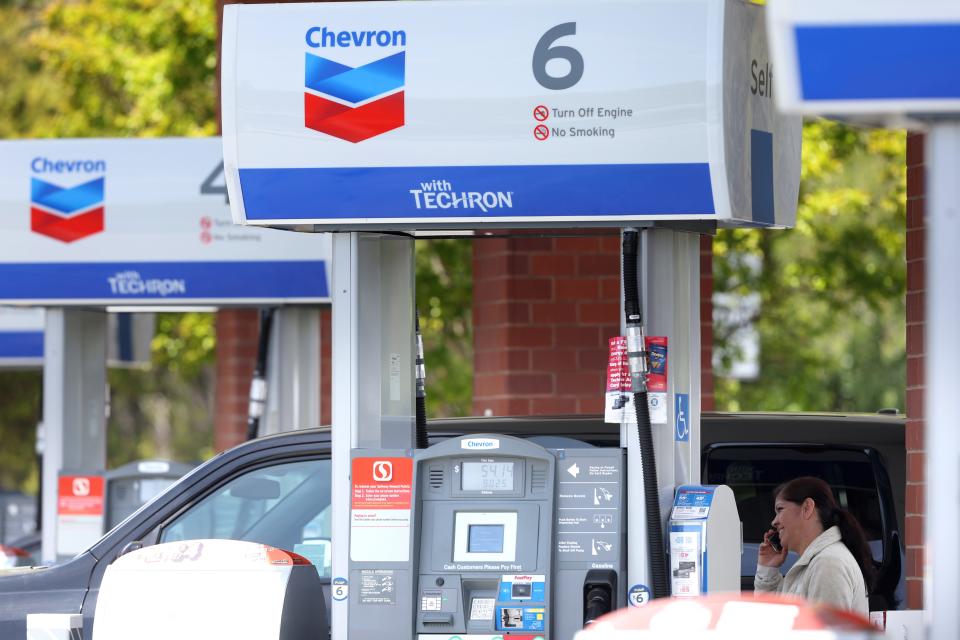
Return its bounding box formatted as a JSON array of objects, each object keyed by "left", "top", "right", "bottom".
[
  {"left": 905, "top": 133, "right": 925, "bottom": 609},
  {"left": 472, "top": 233, "right": 715, "bottom": 416},
  {"left": 472, "top": 234, "right": 621, "bottom": 416},
  {"left": 213, "top": 309, "right": 260, "bottom": 452}
]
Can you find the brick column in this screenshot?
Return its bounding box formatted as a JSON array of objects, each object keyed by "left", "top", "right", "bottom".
[
  {"left": 700, "top": 235, "right": 715, "bottom": 412},
  {"left": 905, "top": 133, "right": 925, "bottom": 609},
  {"left": 213, "top": 309, "right": 260, "bottom": 452},
  {"left": 472, "top": 234, "right": 621, "bottom": 416}
]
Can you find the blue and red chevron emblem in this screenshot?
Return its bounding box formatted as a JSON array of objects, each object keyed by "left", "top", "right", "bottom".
[
  {"left": 304, "top": 51, "right": 405, "bottom": 143},
  {"left": 30, "top": 177, "right": 105, "bottom": 243}
]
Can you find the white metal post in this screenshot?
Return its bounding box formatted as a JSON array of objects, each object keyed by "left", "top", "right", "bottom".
[
  {"left": 41, "top": 308, "right": 108, "bottom": 564},
  {"left": 330, "top": 232, "right": 416, "bottom": 640},
  {"left": 331, "top": 233, "right": 359, "bottom": 640},
  {"left": 623, "top": 229, "right": 701, "bottom": 597},
  {"left": 262, "top": 307, "right": 321, "bottom": 434},
  {"left": 925, "top": 121, "right": 960, "bottom": 639}
]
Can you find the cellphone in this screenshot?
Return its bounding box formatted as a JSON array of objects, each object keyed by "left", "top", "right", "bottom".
[{"left": 769, "top": 531, "right": 782, "bottom": 553}]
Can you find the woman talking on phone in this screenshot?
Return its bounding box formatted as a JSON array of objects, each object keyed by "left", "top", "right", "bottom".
[{"left": 755, "top": 476, "right": 874, "bottom": 615}]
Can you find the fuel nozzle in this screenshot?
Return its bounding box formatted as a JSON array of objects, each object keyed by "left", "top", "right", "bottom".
[
  {"left": 583, "top": 586, "right": 612, "bottom": 625},
  {"left": 583, "top": 569, "right": 617, "bottom": 626}
]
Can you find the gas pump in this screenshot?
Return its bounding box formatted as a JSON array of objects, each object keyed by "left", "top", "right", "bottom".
[{"left": 346, "top": 435, "right": 625, "bottom": 640}]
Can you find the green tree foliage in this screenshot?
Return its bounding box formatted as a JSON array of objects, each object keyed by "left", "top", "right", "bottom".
[
  {"left": 714, "top": 122, "right": 906, "bottom": 412},
  {"left": 0, "top": 371, "right": 42, "bottom": 494},
  {"left": 0, "top": 1, "right": 60, "bottom": 140},
  {"left": 7, "top": 0, "right": 217, "bottom": 138},
  {"left": 416, "top": 239, "right": 473, "bottom": 417}
]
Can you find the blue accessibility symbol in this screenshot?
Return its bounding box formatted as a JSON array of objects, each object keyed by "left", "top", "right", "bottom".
[{"left": 675, "top": 393, "right": 689, "bottom": 442}]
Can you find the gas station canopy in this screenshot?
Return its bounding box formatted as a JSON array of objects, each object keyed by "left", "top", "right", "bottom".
[
  {"left": 0, "top": 138, "right": 331, "bottom": 307},
  {"left": 222, "top": 0, "right": 801, "bottom": 230}
]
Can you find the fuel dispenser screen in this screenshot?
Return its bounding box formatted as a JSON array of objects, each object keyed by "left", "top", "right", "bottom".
[
  {"left": 461, "top": 462, "right": 514, "bottom": 492},
  {"left": 468, "top": 525, "right": 505, "bottom": 553}
]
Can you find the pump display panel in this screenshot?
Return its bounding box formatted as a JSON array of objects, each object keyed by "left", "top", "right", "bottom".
[
  {"left": 453, "top": 512, "right": 518, "bottom": 562},
  {"left": 461, "top": 462, "right": 514, "bottom": 492},
  {"left": 468, "top": 525, "right": 504, "bottom": 553}
]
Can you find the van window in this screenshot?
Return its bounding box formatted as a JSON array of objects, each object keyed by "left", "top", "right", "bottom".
[{"left": 704, "top": 446, "right": 884, "bottom": 560}]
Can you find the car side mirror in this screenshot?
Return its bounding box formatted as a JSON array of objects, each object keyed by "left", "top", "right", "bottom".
[{"left": 117, "top": 540, "right": 143, "bottom": 560}]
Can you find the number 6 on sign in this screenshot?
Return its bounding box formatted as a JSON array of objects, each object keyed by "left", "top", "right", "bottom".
[{"left": 532, "top": 23, "right": 584, "bottom": 90}]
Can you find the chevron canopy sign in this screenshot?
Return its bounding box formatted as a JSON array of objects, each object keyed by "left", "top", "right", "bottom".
[
  {"left": 31, "top": 176, "right": 105, "bottom": 243},
  {"left": 304, "top": 50, "right": 405, "bottom": 143}
]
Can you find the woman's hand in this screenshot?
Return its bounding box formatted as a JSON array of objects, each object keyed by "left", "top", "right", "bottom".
[{"left": 758, "top": 529, "right": 788, "bottom": 568}]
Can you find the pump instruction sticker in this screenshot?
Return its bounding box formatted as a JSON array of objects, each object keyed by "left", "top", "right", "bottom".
[
  {"left": 604, "top": 336, "right": 668, "bottom": 424},
  {"left": 350, "top": 457, "right": 412, "bottom": 562},
  {"left": 360, "top": 569, "right": 396, "bottom": 605}
]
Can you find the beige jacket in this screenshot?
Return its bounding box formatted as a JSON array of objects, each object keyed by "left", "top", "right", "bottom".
[{"left": 754, "top": 525, "right": 869, "bottom": 616}]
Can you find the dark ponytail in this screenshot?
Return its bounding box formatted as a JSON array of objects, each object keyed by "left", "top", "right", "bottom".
[{"left": 776, "top": 477, "right": 876, "bottom": 591}]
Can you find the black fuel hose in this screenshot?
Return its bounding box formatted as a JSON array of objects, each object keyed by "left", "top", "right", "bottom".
[
  {"left": 415, "top": 309, "right": 429, "bottom": 449},
  {"left": 246, "top": 307, "right": 275, "bottom": 441},
  {"left": 622, "top": 229, "right": 669, "bottom": 599}
]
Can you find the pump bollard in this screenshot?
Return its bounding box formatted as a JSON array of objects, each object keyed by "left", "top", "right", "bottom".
[
  {"left": 92, "top": 539, "right": 327, "bottom": 640},
  {"left": 26, "top": 614, "right": 82, "bottom": 640}
]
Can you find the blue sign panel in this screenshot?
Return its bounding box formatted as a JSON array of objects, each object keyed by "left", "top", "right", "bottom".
[
  {"left": 0, "top": 262, "right": 327, "bottom": 304},
  {"left": 0, "top": 331, "right": 44, "bottom": 361},
  {"left": 767, "top": 1, "right": 960, "bottom": 119},
  {"left": 795, "top": 25, "right": 960, "bottom": 102}
]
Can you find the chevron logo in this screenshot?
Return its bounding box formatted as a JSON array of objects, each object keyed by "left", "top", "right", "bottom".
[
  {"left": 30, "top": 177, "right": 105, "bottom": 243},
  {"left": 304, "top": 51, "right": 405, "bottom": 143}
]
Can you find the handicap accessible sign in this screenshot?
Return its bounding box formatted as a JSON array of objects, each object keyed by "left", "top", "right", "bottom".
[{"left": 675, "top": 393, "right": 690, "bottom": 442}]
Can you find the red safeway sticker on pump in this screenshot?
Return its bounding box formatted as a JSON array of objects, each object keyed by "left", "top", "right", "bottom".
[
  {"left": 351, "top": 457, "right": 413, "bottom": 509},
  {"left": 57, "top": 475, "right": 105, "bottom": 516}
]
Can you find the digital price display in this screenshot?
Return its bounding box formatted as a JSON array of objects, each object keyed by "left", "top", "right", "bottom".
[{"left": 462, "top": 462, "right": 514, "bottom": 492}]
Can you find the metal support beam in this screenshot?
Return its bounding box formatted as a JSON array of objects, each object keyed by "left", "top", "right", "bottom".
[
  {"left": 331, "top": 232, "right": 416, "bottom": 640},
  {"left": 622, "top": 228, "right": 701, "bottom": 596},
  {"left": 926, "top": 121, "right": 960, "bottom": 639},
  {"left": 41, "top": 308, "right": 108, "bottom": 564},
  {"left": 262, "top": 307, "right": 321, "bottom": 434}
]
